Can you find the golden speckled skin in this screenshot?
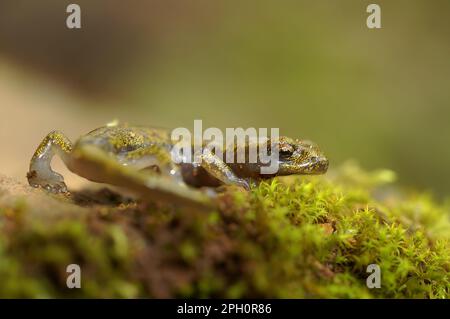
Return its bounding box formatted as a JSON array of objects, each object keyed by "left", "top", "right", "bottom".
[
  {"left": 32, "top": 131, "right": 73, "bottom": 159},
  {"left": 27, "top": 124, "right": 328, "bottom": 209}
]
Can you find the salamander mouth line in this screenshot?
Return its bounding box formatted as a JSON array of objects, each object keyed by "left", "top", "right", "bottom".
[
  {"left": 278, "top": 160, "right": 317, "bottom": 168},
  {"left": 277, "top": 158, "right": 328, "bottom": 173}
]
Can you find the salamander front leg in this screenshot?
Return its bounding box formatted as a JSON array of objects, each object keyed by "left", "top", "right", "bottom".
[{"left": 197, "top": 149, "right": 250, "bottom": 189}]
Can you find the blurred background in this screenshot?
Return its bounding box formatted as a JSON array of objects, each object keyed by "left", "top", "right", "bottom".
[{"left": 0, "top": 0, "right": 449, "bottom": 195}]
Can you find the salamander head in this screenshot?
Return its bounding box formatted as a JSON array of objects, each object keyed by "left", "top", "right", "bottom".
[{"left": 275, "top": 136, "right": 329, "bottom": 175}]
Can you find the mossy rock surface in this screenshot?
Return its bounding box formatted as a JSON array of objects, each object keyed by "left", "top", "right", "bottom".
[{"left": 0, "top": 163, "right": 448, "bottom": 298}]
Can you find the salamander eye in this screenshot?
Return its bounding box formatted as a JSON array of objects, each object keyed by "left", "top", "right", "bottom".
[{"left": 279, "top": 144, "right": 294, "bottom": 154}]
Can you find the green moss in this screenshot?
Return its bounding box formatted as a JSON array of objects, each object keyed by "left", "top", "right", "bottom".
[{"left": 0, "top": 162, "right": 448, "bottom": 298}]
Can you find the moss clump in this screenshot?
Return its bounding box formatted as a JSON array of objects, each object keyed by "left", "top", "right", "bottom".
[{"left": 0, "top": 163, "right": 448, "bottom": 298}]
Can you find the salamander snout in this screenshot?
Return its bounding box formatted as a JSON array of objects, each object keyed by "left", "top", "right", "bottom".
[{"left": 310, "top": 155, "right": 329, "bottom": 173}]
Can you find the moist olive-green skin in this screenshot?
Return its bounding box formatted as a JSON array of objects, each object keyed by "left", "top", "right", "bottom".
[{"left": 27, "top": 124, "right": 328, "bottom": 204}]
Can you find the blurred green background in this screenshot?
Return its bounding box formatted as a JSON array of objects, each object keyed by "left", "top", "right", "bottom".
[{"left": 0, "top": 0, "right": 449, "bottom": 195}]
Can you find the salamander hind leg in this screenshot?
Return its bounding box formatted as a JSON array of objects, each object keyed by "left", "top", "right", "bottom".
[
  {"left": 27, "top": 131, "right": 73, "bottom": 193},
  {"left": 66, "top": 144, "right": 216, "bottom": 211}
]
